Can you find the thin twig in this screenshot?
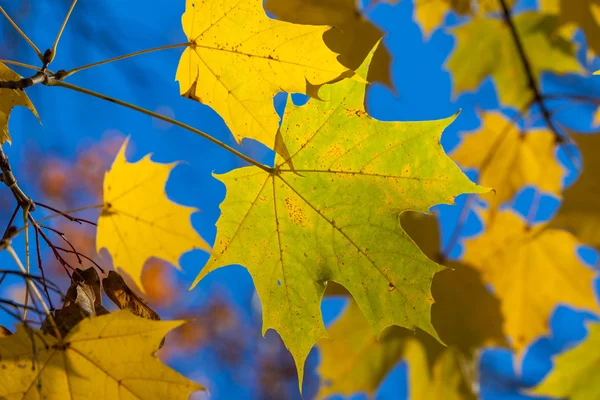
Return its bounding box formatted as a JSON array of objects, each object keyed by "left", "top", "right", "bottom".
[
  {"left": 40, "top": 224, "right": 82, "bottom": 264},
  {"left": 0, "top": 59, "right": 47, "bottom": 72},
  {"left": 498, "top": 0, "right": 563, "bottom": 143},
  {"left": 46, "top": 79, "right": 274, "bottom": 173},
  {"left": 0, "top": 6, "right": 43, "bottom": 62},
  {"left": 4, "top": 245, "right": 61, "bottom": 339},
  {"left": 33, "top": 226, "right": 54, "bottom": 310},
  {"left": 12, "top": 204, "right": 103, "bottom": 237},
  {"left": 2, "top": 204, "right": 19, "bottom": 239},
  {"left": 543, "top": 93, "right": 600, "bottom": 105},
  {"left": 28, "top": 215, "right": 74, "bottom": 277},
  {"left": 22, "top": 203, "right": 32, "bottom": 320},
  {"left": 55, "top": 247, "right": 105, "bottom": 274},
  {"left": 49, "top": 0, "right": 79, "bottom": 64},
  {"left": 36, "top": 202, "right": 97, "bottom": 226},
  {"left": 56, "top": 42, "right": 189, "bottom": 79},
  {"left": 0, "top": 146, "right": 35, "bottom": 209}
]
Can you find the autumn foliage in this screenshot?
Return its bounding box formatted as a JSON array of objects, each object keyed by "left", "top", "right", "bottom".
[{"left": 0, "top": 0, "right": 599, "bottom": 399}]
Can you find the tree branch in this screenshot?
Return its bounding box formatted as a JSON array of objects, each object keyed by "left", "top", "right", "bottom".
[{"left": 498, "top": 0, "right": 564, "bottom": 143}]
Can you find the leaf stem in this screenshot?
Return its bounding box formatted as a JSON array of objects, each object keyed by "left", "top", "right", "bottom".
[
  {"left": 58, "top": 42, "right": 189, "bottom": 79},
  {"left": 49, "top": 0, "right": 79, "bottom": 63},
  {"left": 47, "top": 79, "right": 273, "bottom": 173},
  {"left": 0, "top": 6, "right": 44, "bottom": 62},
  {"left": 0, "top": 59, "right": 47, "bottom": 72}
]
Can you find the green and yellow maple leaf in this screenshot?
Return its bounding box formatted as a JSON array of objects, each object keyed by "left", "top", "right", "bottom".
[
  {"left": 191, "top": 49, "right": 485, "bottom": 386},
  {"left": 264, "top": 0, "right": 396, "bottom": 88},
  {"left": 317, "top": 212, "right": 504, "bottom": 398},
  {"left": 446, "top": 12, "right": 582, "bottom": 110},
  {"left": 0, "top": 311, "right": 204, "bottom": 399},
  {"left": 463, "top": 209, "right": 599, "bottom": 351},
  {"left": 550, "top": 133, "right": 600, "bottom": 249},
  {"left": 452, "top": 111, "right": 564, "bottom": 210},
  {"left": 176, "top": 0, "right": 348, "bottom": 151},
  {"left": 0, "top": 62, "right": 39, "bottom": 145},
  {"left": 541, "top": 0, "right": 600, "bottom": 57},
  {"left": 532, "top": 322, "right": 600, "bottom": 400},
  {"left": 413, "top": 0, "right": 514, "bottom": 39},
  {"left": 97, "top": 138, "right": 210, "bottom": 292}
]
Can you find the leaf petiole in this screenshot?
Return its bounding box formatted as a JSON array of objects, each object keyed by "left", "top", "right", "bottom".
[
  {"left": 47, "top": 79, "right": 274, "bottom": 173},
  {"left": 57, "top": 42, "right": 189, "bottom": 79},
  {"left": 48, "top": 0, "right": 79, "bottom": 64},
  {"left": 0, "top": 6, "right": 44, "bottom": 62}
]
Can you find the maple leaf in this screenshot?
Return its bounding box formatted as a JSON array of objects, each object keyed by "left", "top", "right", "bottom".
[
  {"left": 0, "top": 62, "right": 40, "bottom": 145},
  {"left": 532, "top": 322, "right": 600, "bottom": 400},
  {"left": 549, "top": 133, "right": 600, "bottom": 249},
  {"left": 462, "top": 209, "right": 599, "bottom": 351},
  {"left": 0, "top": 311, "right": 204, "bottom": 399},
  {"left": 446, "top": 12, "right": 582, "bottom": 110},
  {"left": 406, "top": 340, "right": 472, "bottom": 400},
  {"left": 318, "top": 212, "right": 504, "bottom": 397},
  {"left": 541, "top": 0, "right": 600, "bottom": 57},
  {"left": 175, "top": 0, "right": 348, "bottom": 150},
  {"left": 413, "top": 0, "right": 515, "bottom": 39},
  {"left": 452, "top": 111, "right": 564, "bottom": 210},
  {"left": 96, "top": 138, "right": 210, "bottom": 292},
  {"left": 191, "top": 48, "right": 485, "bottom": 387},
  {"left": 317, "top": 300, "right": 413, "bottom": 398},
  {"left": 264, "top": 0, "right": 396, "bottom": 88}
]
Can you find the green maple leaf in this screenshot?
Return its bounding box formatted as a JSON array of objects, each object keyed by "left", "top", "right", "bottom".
[
  {"left": 446, "top": 12, "right": 582, "bottom": 110},
  {"left": 191, "top": 47, "right": 486, "bottom": 387}
]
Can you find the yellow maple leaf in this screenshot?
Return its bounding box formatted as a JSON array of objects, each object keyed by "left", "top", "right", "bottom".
[
  {"left": 0, "top": 62, "right": 40, "bottom": 145},
  {"left": 413, "top": 0, "right": 515, "bottom": 39},
  {"left": 264, "top": 0, "right": 395, "bottom": 88},
  {"left": 532, "top": 322, "right": 600, "bottom": 400},
  {"left": 462, "top": 209, "right": 599, "bottom": 351},
  {"left": 446, "top": 12, "right": 583, "bottom": 110},
  {"left": 452, "top": 111, "right": 565, "bottom": 210},
  {"left": 550, "top": 133, "right": 600, "bottom": 248},
  {"left": 0, "top": 311, "right": 204, "bottom": 399},
  {"left": 406, "top": 340, "right": 472, "bottom": 400},
  {"left": 97, "top": 138, "right": 210, "bottom": 292},
  {"left": 176, "top": 0, "right": 348, "bottom": 150}
]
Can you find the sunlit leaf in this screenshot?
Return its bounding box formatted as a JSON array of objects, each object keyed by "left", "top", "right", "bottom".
[
  {"left": 446, "top": 12, "right": 582, "bottom": 109},
  {"left": 192, "top": 48, "right": 484, "bottom": 387},
  {"left": 452, "top": 111, "right": 564, "bottom": 210},
  {"left": 413, "top": 0, "right": 514, "bottom": 39},
  {"left": 264, "top": 0, "right": 397, "bottom": 88},
  {"left": 462, "top": 209, "right": 599, "bottom": 350},
  {"left": 406, "top": 340, "right": 472, "bottom": 400},
  {"left": 97, "top": 138, "right": 210, "bottom": 292},
  {"left": 0, "top": 311, "right": 204, "bottom": 399},
  {"left": 0, "top": 62, "right": 40, "bottom": 145},
  {"left": 176, "top": 0, "right": 348, "bottom": 150}
]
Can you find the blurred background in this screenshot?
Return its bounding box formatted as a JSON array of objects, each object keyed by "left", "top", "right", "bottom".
[{"left": 0, "top": 0, "right": 598, "bottom": 399}]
